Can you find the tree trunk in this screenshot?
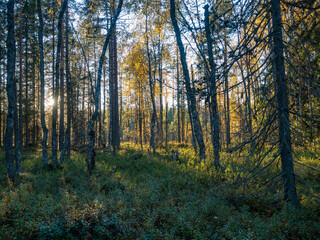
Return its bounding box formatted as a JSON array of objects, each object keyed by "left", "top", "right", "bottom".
[
  {"left": 109, "top": 1, "right": 120, "bottom": 152},
  {"left": 205, "top": 5, "right": 220, "bottom": 168},
  {"left": 37, "top": 0, "right": 49, "bottom": 165},
  {"left": 19, "top": 0, "right": 23, "bottom": 153},
  {"left": 145, "top": 0, "right": 157, "bottom": 153},
  {"left": 14, "top": 64, "right": 22, "bottom": 174},
  {"left": 165, "top": 98, "right": 168, "bottom": 149},
  {"left": 190, "top": 65, "right": 197, "bottom": 153},
  {"left": 5, "top": 0, "right": 16, "bottom": 181},
  {"left": 159, "top": 49, "right": 163, "bottom": 146},
  {"left": 52, "top": 17, "right": 55, "bottom": 148},
  {"left": 59, "top": 3, "right": 71, "bottom": 163},
  {"left": 224, "top": 35, "right": 230, "bottom": 148},
  {"left": 170, "top": 0, "right": 206, "bottom": 160},
  {"left": 271, "top": 0, "right": 299, "bottom": 207},
  {"left": 59, "top": 23, "right": 65, "bottom": 152},
  {"left": 25, "top": 5, "right": 29, "bottom": 147},
  {"left": 52, "top": 0, "right": 68, "bottom": 166},
  {"left": 177, "top": 52, "right": 181, "bottom": 143},
  {"left": 87, "top": 0, "right": 123, "bottom": 174},
  {"left": 66, "top": 5, "right": 71, "bottom": 157},
  {"left": 0, "top": 47, "right": 2, "bottom": 147}
]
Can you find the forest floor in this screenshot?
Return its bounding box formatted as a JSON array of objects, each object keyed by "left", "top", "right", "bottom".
[{"left": 0, "top": 143, "right": 319, "bottom": 239}]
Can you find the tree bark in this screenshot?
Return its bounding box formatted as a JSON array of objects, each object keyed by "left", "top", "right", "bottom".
[
  {"left": 271, "top": 0, "right": 299, "bottom": 207},
  {"left": 5, "top": 0, "right": 16, "bottom": 181},
  {"left": 170, "top": 0, "right": 206, "bottom": 160}
]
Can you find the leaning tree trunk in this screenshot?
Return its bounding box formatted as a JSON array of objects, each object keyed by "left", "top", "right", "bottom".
[
  {"left": 170, "top": 0, "right": 206, "bottom": 160},
  {"left": 204, "top": 5, "right": 220, "bottom": 168},
  {"left": 5, "top": 0, "right": 16, "bottom": 181},
  {"left": 52, "top": 0, "right": 68, "bottom": 166},
  {"left": 271, "top": 0, "right": 299, "bottom": 207},
  {"left": 37, "top": 0, "right": 49, "bottom": 165},
  {"left": 87, "top": 0, "right": 123, "bottom": 174}
]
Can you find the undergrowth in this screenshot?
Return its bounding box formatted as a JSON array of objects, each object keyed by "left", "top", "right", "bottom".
[{"left": 0, "top": 144, "right": 319, "bottom": 239}]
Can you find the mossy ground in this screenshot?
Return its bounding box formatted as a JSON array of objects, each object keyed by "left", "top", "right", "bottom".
[{"left": 0, "top": 143, "right": 319, "bottom": 239}]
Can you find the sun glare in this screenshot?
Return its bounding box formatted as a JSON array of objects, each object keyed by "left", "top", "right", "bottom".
[{"left": 45, "top": 97, "right": 55, "bottom": 109}]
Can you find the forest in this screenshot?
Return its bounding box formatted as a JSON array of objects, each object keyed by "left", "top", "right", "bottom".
[{"left": 0, "top": 0, "right": 320, "bottom": 239}]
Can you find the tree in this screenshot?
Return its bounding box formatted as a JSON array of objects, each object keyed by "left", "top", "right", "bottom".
[
  {"left": 37, "top": 0, "right": 48, "bottom": 165},
  {"left": 109, "top": 0, "right": 120, "bottom": 153},
  {"left": 205, "top": 4, "right": 220, "bottom": 168},
  {"left": 145, "top": 0, "right": 157, "bottom": 153},
  {"left": 52, "top": 0, "right": 68, "bottom": 166},
  {"left": 271, "top": 0, "right": 299, "bottom": 207},
  {"left": 5, "top": 0, "right": 16, "bottom": 181},
  {"left": 170, "top": 0, "right": 206, "bottom": 160},
  {"left": 87, "top": 0, "right": 123, "bottom": 174}
]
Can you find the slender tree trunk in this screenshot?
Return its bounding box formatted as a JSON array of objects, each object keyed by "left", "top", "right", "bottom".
[
  {"left": 6, "top": 0, "right": 16, "bottom": 181},
  {"left": 224, "top": 35, "right": 230, "bottom": 148},
  {"left": 59, "top": 23, "right": 65, "bottom": 152},
  {"left": 66, "top": 5, "right": 71, "bottom": 156},
  {"left": 52, "top": 17, "right": 55, "bottom": 148},
  {"left": 165, "top": 99, "right": 168, "bottom": 149},
  {"left": 0, "top": 48, "right": 2, "bottom": 147},
  {"left": 205, "top": 5, "right": 220, "bottom": 168},
  {"left": 271, "top": 0, "right": 299, "bottom": 207},
  {"left": 52, "top": 0, "right": 68, "bottom": 166},
  {"left": 181, "top": 87, "right": 185, "bottom": 142},
  {"left": 109, "top": 1, "right": 120, "bottom": 152},
  {"left": 14, "top": 64, "right": 22, "bottom": 174},
  {"left": 139, "top": 98, "right": 143, "bottom": 150},
  {"left": 145, "top": 0, "right": 157, "bottom": 153},
  {"left": 37, "top": 0, "right": 49, "bottom": 165},
  {"left": 170, "top": 0, "right": 206, "bottom": 160},
  {"left": 19, "top": 0, "right": 23, "bottom": 153},
  {"left": 32, "top": 54, "right": 36, "bottom": 144},
  {"left": 177, "top": 52, "right": 181, "bottom": 143},
  {"left": 190, "top": 65, "right": 197, "bottom": 152},
  {"left": 87, "top": 0, "right": 123, "bottom": 174},
  {"left": 59, "top": 3, "right": 71, "bottom": 163},
  {"left": 159, "top": 50, "right": 163, "bottom": 145},
  {"left": 25, "top": 6, "right": 29, "bottom": 147}
]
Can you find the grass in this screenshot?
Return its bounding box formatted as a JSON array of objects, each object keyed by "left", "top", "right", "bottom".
[{"left": 0, "top": 143, "right": 319, "bottom": 239}]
